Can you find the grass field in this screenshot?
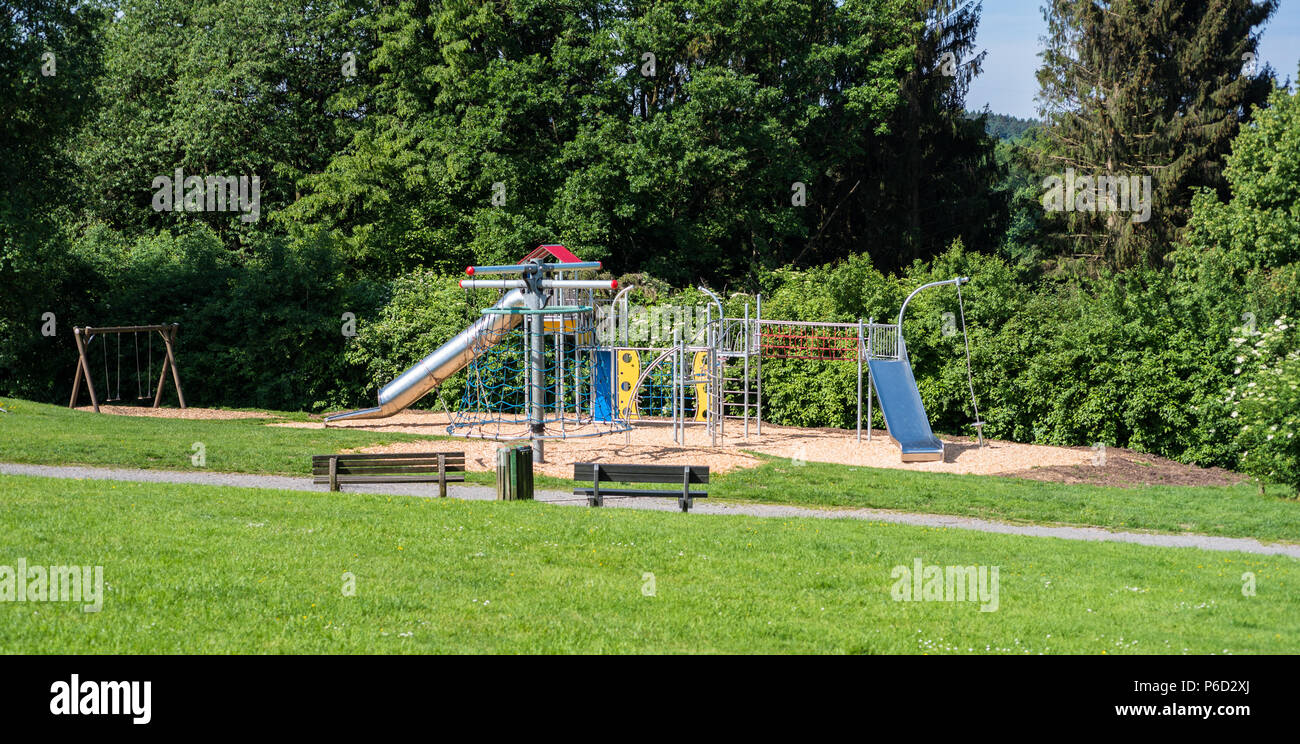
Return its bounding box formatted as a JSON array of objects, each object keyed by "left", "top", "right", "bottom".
[
  {"left": 0, "top": 398, "right": 574, "bottom": 489},
  {"left": 4, "top": 398, "right": 1298, "bottom": 542},
  {"left": 0, "top": 398, "right": 435, "bottom": 475},
  {"left": 1, "top": 473, "right": 1297, "bottom": 654},
  {"left": 715, "top": 457, "right": 1300, "bottom": 544}
]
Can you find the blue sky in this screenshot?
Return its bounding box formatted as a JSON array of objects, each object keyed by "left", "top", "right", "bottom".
[{"left": 967, "top": 1, "right": 1300, "bottom": 119}]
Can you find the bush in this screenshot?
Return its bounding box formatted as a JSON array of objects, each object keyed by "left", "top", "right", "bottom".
[
  {"left": 1228, "top": 316, "right": 1300, "bottom": 494},
  {"left": 35, "top": 223, "right": 373, "bottom": 412},
  {"left": 341, "top": 271, "right": 492, "bottom": 412}
]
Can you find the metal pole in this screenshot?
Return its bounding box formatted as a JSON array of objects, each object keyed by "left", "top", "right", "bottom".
[
  {"left": 744, "top": 303, "right": 750, "bottom": 439},
  {"left": 555, "top": 319, "right": 565, "bottom": 434},
  {"left": 756, "top": 293, "right": 763, "bottom": 436},
  {"left": 526, "top": 301, "right": 546, "bottom": 464},
  {"left": 897, "top": 276, "right": 969, "bottom": 361},
  {"left": 857, "top": 318, "right": 863, "bottom": 443},
  {"left": 707, "top": 301, "right": 717, "bottom": 442},
  {"left": 673, "top": 327, "right": 681, "bottom": 444},
  {"left": 867, "top": 316, "right": 873, "bottom": 442},
  {"left": 711, "top": 320, "right": 719, "bottom": 447}
]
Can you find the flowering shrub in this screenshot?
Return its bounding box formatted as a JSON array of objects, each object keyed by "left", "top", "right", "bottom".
[{"left": 1227, "top": 316, "right": 1300, "bottom": 494}]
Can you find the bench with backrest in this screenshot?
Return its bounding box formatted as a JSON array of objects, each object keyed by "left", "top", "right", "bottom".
[
  {"left": 572, "top": 462, "right": 708, "bottom": 512},
  {"left": 311, "top": 452, "right": 465, "bottom": 497}
]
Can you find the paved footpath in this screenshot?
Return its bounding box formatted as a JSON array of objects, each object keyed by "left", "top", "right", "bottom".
[{"left": 3, "top": 462, "right": 1297, "bottom": 559}]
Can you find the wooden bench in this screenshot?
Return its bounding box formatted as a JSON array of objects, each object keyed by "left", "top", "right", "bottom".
[
  {"left": 573, "top": 463, "right": 708, "bottom": 512},
  {"left": 311, "top": 452, "right": 465, "bottom": 497}
]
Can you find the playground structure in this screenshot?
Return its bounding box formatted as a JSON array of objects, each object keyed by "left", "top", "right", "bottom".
[
  {"left": 327, "top": 245, "right": 628, "bottom": 462},
  {"left": 327, "top": 245, "right": 979, "bottom": 464},
  {"left": 69, "top": 324, "right": 186, "bottom": 413},
  {"left": 599, "top": 276, "right": 979, "bottom": 461}
]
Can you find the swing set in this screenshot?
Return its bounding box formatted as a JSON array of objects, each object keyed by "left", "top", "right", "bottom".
[{"left": 69, "top": 324, "right": 187, "bottom": 413}]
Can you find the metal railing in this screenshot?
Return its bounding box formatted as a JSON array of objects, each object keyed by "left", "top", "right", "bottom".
[{"left": 864, "top": 323, "right": 899, "bottom": 360}]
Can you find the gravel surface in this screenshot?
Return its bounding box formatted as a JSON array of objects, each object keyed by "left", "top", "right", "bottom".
[
  {"left": 67, "top": 406, "right": 1243, "bottom": 487},
  {"left": 281, "top": 409, "right": 1242, "bottom": 486},
  {"left": 3, "top": 462, "right": 1295, "bottom": 559},
  {"left": 72, "top": 405, "right": 270, "bottom": 420}
]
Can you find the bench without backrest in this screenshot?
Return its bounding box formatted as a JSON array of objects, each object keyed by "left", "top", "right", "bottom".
[
  {"left": 572, "top": 462, "right": 708, "bottom": 512},
  {"left": 311, "top": 452, "right": 465, "bottom": 497}
]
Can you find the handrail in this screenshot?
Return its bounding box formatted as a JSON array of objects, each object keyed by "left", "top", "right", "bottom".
[{"left": 897, "top": 277, "right": 968, "bottom": 359}]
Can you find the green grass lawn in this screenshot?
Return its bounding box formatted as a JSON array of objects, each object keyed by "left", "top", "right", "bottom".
[
  {"left": 1, "top": 473, "right": 1296, "bottom": 654},
  {"left": 0, "top": 397, "right": 435, "bottom": 475},
  {"left": 4, "top": 397, "right": 1298, "bottom": 542},
  {"left": 0, "top": 398, "right": 574, "bottom": 489},
  {"left": 713, "top": 457, "right": 1300, "bottom": 544}
]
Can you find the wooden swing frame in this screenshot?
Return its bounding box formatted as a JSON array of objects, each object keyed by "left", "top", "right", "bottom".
[{"left": 69, "top": 324, "right": 187, "bottom": 413}]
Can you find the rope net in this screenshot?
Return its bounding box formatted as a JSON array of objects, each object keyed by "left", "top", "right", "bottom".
[{"left": 448, "top": 303, "right": 633, "bottom": 441}]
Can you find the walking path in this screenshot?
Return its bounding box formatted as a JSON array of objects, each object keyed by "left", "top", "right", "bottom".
[{"left": 3, "top": 462, "right": 1296, "bottom": 559}]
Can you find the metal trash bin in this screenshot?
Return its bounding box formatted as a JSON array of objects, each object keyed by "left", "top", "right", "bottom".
[{"left": 495, "top": 445, "right": 534, "bottom": 501}]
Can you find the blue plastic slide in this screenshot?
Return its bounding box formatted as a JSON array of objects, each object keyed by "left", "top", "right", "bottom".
[{"left": 867, "top": 358, "right": 944, "bottom": 462}]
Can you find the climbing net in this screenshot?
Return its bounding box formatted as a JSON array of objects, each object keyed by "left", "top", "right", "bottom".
[{"left": 447, "top": 303, "right": 633, "bottom": 441}]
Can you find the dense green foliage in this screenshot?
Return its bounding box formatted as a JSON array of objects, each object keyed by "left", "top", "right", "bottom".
[
  {"left": 74, "top": 0, "right": 370, "bottom": 242},
  {"left": 28, "top": 224, "right": 379, "bottom": 411},
  {"left": 283, "top": 0, "right": 998, "bottom": 280}
]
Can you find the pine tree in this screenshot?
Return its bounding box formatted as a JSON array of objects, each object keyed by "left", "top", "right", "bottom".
[{"left": 1035, "top": 0, "right": 1277, "bottom": 267}]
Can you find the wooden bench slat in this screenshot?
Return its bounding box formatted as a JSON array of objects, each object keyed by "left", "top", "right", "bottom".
[
  {"left": 312, "top": 452, "right": 463, "bottom": 462},
  {"left": 313, "top": 475, "right": 466, "bottom": 484},
  {"left": 572, "top": 488, "right": 707, "bottom": 497},
  {"left": 312, "top": 465, "right": 466, "bottom": 474},
  {"left": 314, "top": 462, "right": 465, "bottom": 469},
  {"left": 311, "top": 459, "right": 465, "bottom": 467},
  {"left": 310, "top": 465, "right": 467, "bottom": 470},
  {"left": 312, "top": 456, "right": 465, "bottom": 463},
  {"left": 573, "top": 463, "right": 708, "bottom": 484}
]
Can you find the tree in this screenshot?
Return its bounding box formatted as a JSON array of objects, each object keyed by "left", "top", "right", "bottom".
[
  {"left": 0, "top": 0, "right": 105, "bottom": 399},
  {"left": 289, "top": 0, "right": 1000, "bottom": 284},
  {"left": 873, "top": 0, "right": 999, "bottom": 269},
  {"left": 1035, "top": 0, "right": 1277, "bottom": 267},
  {"left": 73, "top": 0, "right": 376, "bottom": 243}
]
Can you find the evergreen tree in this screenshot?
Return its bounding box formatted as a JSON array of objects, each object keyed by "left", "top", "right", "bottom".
[{"left": 1035, "top": 0, "right": 1277, "bottom": 267}]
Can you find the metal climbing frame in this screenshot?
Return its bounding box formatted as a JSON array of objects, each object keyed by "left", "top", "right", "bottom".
[
  {"left": 754, "top": 314, "right": 898, "bottom": 442},
  {"left": 600, "top": 289, "right": 926, "bottom": 446}
]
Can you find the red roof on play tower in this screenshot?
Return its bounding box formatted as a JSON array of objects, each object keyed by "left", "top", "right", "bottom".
[{"left": 519, "top": 244, "right": 581, "bottom": 263}]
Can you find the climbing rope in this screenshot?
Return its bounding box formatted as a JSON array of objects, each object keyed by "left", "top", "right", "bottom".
[{"left": 956, "top": 280, "right": 985, "bottom": 446}]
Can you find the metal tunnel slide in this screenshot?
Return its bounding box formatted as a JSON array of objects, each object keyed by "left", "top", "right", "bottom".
[
  {"left": 867, "top": 358, "right": 944, "bottom": 462},
  {"left": 324, "top": 288, "right": 528, "bottom": 424}
]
